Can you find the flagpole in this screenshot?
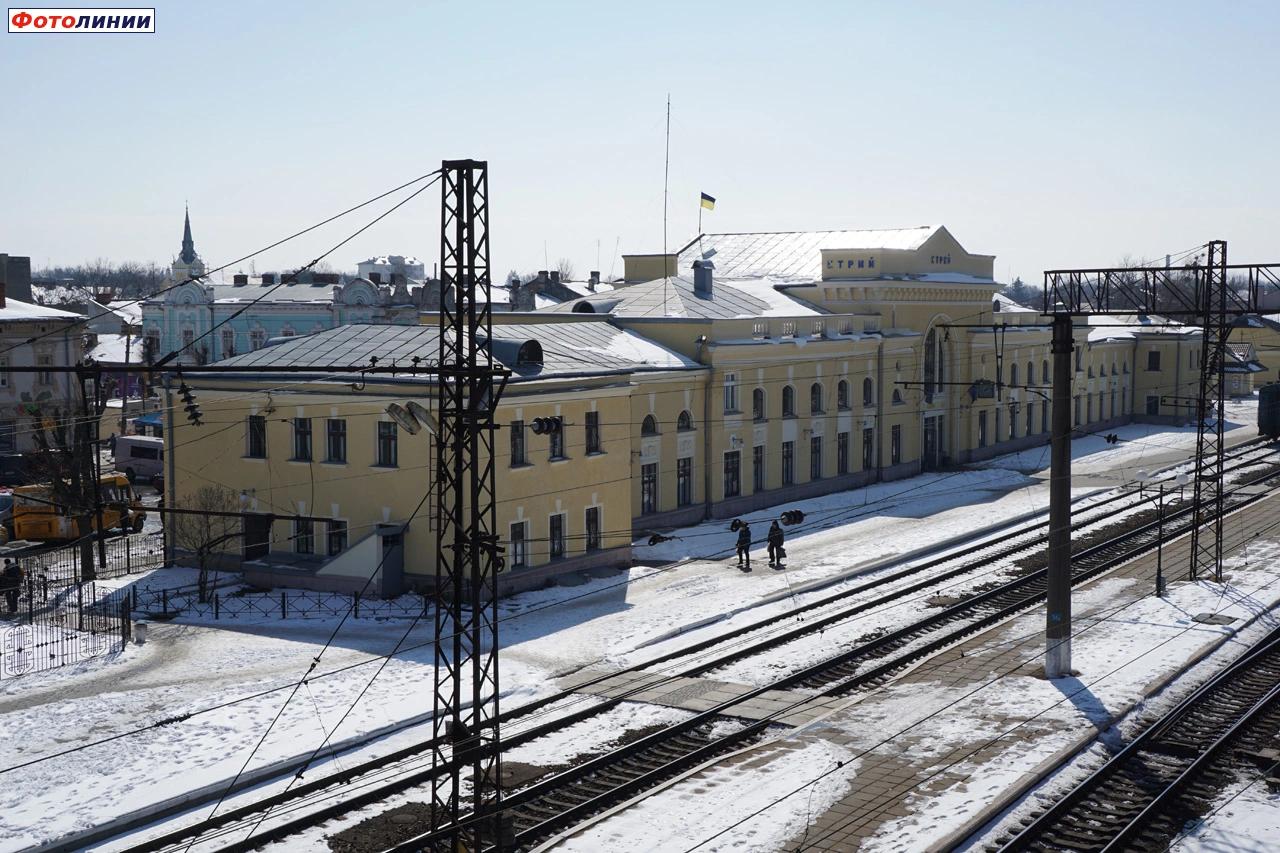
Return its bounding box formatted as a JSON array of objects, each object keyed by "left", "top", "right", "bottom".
[{"left": 662, "top": 93, "right": 670, "bottom": 313}]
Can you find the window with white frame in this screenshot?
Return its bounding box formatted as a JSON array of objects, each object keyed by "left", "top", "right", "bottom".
[
  {"left": 723, "top": 372, "right": 739, "bottom": 413},
  {"left": 36, "top": 354, "right": 53, "bottom": 385},
  {"left": 250, "top": 328, "right": 267, "bottom": 351},
  {"left": 221, "top": 328, "right": 236, "bottom": 358}
]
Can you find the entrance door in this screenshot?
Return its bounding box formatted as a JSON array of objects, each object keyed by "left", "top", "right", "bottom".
[
  {"left": 923, "top": 417, "right": 939, "bottom": 471},
  {"left": 243, "top": 514, "right": 271, "bottom": 560}
]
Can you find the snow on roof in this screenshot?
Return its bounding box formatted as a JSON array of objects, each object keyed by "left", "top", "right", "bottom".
[
  {"left": 1086, "top": 314, "right": 1200, "bottom": 343},
  {"left": 206, "top": 320, "right": 699, "bottom": 380},
  {"left": 675, "top": 227, "right": 942, "bottom": 279},
  {"left": 88, "top": 298, "right": 142, "bottom": 324},
  {"left": 543, "top": 275, "right": 823, "bottom": 319},
  {"left": 0, "top": 297, "right": 82, "bottom": 322},
  {"left": 87, "top": 333, "right": 145, "bottom": 363},
  {"left": 993, "top": 293, "right": 1036, "bottom": 313}
]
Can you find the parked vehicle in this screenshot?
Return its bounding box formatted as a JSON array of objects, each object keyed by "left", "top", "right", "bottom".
[
  {"left": 12, "top": 473, "right": 146, "bottom": 541},
  {"left": 114, "top": 435, "right": 164, "bottom": 483}
]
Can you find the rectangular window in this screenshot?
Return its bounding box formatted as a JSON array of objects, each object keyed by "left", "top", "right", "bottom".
[
  {"left": 585, "top": 411, "right": 601, "bottom": 454},
  {"left": 292, "top": 418, "right": 312, "bottom": 461},
  {"left": 891, "top": 424, "right": 902, "bottom": 465},
  {"left": 510, "top": 522, "right": 527, "bottom": 568},
  {"left": 862, "top": 428, "right": 874, "bottom": 470},
  {"left": 1041, "top": 402, "right": 1049, "bottom": 433},
  {"left": 1147, "top": 350, "right": 1161, "bottom": 371},
  {"left": 325, "top": 418, "right": 347, "bottom": 463},
  {"left": 1146, "top": 395, "right": 1160, "bottom": 416},
  {"left": 1026, "top": 402, "right": 1034, "bottom": 435},
  {"left": 837, "top": 431, "right": 849, "bottom": 475},
  {"left": 677, "top": 457, "right": 693, "bottom": 506},
  {"left": 641, "top": 463, "right": 658, "bottom": 514},
  {"left": 0, "top": 420, "right": 15, "bottom": 453},
  {"left": 251, "top": 329, "right": 267, "bottom": 351},
  {"left": 549, "top": 426, "right": 565, "bottom": 460},
  {"left": 1086, "top": 396, "right": 1093, "bottom": 423},
  {"left": 782, "top": 441, "right": 795, "bottom": 486},
  {"left": 1009, "top": 405, "right": 1017, "bottom": 439},
  {"left": 724, "top": 372, "right": 739, "bottom": 413},
  {"left": 978, "top": 410, "right": 988, "bottom": 448},
  {"left": 294, "top": 517, "right": 314, "bottom": 555},
  {"left": 753, "top": 445, "right": 766, "bottom": 492},
  {"left": 724, "top": 450, "right": 741, "bottom": 498},
  {"left": 247, "top": 415, "right": 267, "bottom": 458},
  {"left": 1074, "top": 396, "right": 1081, "bottom": 426},
  {"left": 221, "top": 329, "right": 236, "bottom": 358},
  {"left": 377, "top": 421, "right": 398, "bottom": 467},
  {"left": 585, "top": 506, "right": 601, "bottom": 551},
  {"left": 0, "top": 357, "right": 8, "bottom": 387},
  {"left": 549, "top": 513, "right": 565, "bottom": 559},
  {"left": 510, "top": 420, "right": 526, "bottom": 465},
  {"left": 181, "top": 329, "right": 195, "bottom": 350},
  {"left": 36, "top": 354, "right": 53, "bottom": 385},
  {"left": 327, "top": 519, "right": 348, "bottom": 556},
  {"left": 810, "top": 436, "right": 822, "bottom": 480}
]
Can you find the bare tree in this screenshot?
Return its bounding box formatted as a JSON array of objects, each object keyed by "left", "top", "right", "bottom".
[
  {"left": 170, "top": 485, "right": 241, "bottom": 602},
  {"left": 555, "top": 258, "right": 575, "bottom": 283}
]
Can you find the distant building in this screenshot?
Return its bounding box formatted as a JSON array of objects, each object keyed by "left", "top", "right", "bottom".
[
  {"left": 0, "top": 288, "right": 83, "bottom": 454},
  {"left": 141, "top": 210, "right": 426, "bottom": 364},
  {"left": 0, "top": 254, "right": 33, "bottom": 304},
  {"left": 357, "top": 255, "right": 426, "bottom": 283}
]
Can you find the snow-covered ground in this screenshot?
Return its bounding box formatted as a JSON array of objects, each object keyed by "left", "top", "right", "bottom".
[
  {"left": 0, "top": 406, "right": 1266, "bottom": 850},
  {"left": 1171, "top": 777, "right": 1280, "bottom": 852}
]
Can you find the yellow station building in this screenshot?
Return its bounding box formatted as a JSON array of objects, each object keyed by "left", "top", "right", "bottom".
[{"left": 165, "top": 225, "right": 1208, "bottom": 595}]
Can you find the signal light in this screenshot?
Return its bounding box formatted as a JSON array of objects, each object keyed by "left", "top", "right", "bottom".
[
  {"left": 178, "top": 381, "right": 203, "bottom": 426},
  {"left": 530, "top": 416, "right": 563, "bottom": 435},
  {"left": 781, "top": 510, "right": 805, "bottom": 526}
]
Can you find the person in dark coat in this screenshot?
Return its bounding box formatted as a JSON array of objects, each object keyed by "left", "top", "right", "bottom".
[
  {"left": 735, "top": 521, "right": 752, "bottom": 571},
  {"left": 1, "top": 559, "right": 21, "bottom": 614},
  {"left": 767, "top": 521, "right": 785, "bottom": 567}
]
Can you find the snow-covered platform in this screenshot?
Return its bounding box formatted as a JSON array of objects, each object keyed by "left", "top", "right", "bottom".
[{"left": 552, "top": 487, "right": 1280, "bottom": 852}]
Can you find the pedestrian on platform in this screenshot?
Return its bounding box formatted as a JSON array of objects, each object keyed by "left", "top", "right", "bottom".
[
  {"left": 736, "top": 521, "right": 752, "bottom": 572},
  {"left": 1, "top": 559, "right": 22, "bottom": 614},
  {"left": 767, "top": 521, "right": 785, "bottom": 567}
]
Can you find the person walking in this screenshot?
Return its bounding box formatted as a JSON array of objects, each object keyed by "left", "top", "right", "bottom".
[
  {"left": 767, "top": 521, "right": 785, "bottom": 568},
  {"left": 2, "top": 559, "right": 22, "bottom": 614},
  {"left": 736, "top": 521, "right": 752, "bottom": 571}
]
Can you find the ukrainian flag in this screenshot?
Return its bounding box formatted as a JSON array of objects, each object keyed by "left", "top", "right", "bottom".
[{"left": 700, "top": 192, "right": 716, "bottom": 211}]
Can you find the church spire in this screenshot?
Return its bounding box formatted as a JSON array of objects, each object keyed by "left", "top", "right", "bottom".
[{"left": 179, "top": 205, "right": 197, "bottom": 264}]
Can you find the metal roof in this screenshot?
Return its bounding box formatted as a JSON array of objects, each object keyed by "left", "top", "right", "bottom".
[
  {"left": 542, "top": 275, "right": 824, "bottom": 319},
  {"left": 206, "top": 320, "right": 699, "bottom": 380},
  {"left": 675, "top": 227, "right": 941, "bottom": 279}
]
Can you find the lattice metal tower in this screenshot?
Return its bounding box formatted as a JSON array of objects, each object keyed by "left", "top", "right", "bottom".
[
  {"left": 430, "top": 159, "right": 507, "bottom": 850},
  {"left": 1189, "top": 240, "right": 1229, "bottom": 581}
]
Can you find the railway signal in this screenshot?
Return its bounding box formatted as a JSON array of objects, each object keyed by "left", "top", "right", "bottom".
[{"left": 530, "top": 416, "right": 563, "bottom": 435}]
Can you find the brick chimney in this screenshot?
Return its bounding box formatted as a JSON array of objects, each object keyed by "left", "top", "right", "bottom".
[
  {"left": 588, "top": 270, "right": 600, "bottom": 292},
  {"left": 232, "top": 273, "right": 248, "bottom": 286}
]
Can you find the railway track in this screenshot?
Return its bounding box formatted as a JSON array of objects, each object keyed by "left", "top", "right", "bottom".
[
  {"left": 381, "top": 454, "right": 1280, "bottom": 851},
  {"left": 110, "top": 440, "right": 1280, "bottom": 853},
  {"left": 994, "top": 625, "right": 1280, "bottom": 852}
]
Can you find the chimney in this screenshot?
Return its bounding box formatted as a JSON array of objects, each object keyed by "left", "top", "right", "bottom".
[
  {"left": 537, "top": 270, "right": 549, "bottom": 283},
  {"left": 232, "top": 273, "right": 248, "bottom": 286},
  {"left": 588, "top": 270, "right": 600, "bottom": 292},
  {"left": 0, "top": 281, "right": 6, "bottom": 310},
  {"left": 368, "top": 271, "right": 382, "bottom": 284},
  {"left": 693, "top": 259, "right": 714, "bottom": 298},
  {"left": 282, "top": 273, "right": 297, "bottom": 285},
  {"left": 261, "top": 273, "right": 276, "bottom": 285},
  {"left": 550, "top": 270, "right": 560, "bottom": 286}
]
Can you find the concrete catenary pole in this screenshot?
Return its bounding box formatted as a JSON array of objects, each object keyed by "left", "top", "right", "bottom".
[{"left": 1046, "top": 312, "right": 1074, "bottom": 677}]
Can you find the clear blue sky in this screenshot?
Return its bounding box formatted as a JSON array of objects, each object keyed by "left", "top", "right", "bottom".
[{"left": 4, "top": 0, "right": 1277, "bottom": 282}]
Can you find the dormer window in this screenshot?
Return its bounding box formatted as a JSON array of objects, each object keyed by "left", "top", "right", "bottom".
[{"left": 517, "top": 340, "right": 543, "bottom": 366}]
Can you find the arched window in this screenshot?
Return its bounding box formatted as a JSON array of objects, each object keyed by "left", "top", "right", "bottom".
[
  {"left": 782, "top": 385, "right": 796, "bottom": 417},
  {"left": 892, "top": 389, "right": 904, "bottom": 405},
  {"left": 752, "top": 388, "right": 765, "bottom": 421},
  {"left": 1111, "top": 361, "right": 1117, "bottom": 376},
  {"left": 1123, "top": 360, "right": 1129, "bottom": 374},
  {"left": 1026, "top": 362, "right": 1033, "bottom": 389},
  {"left": 1075, "top": 346, "right": 1083, "bottom": 372},
  {"left": 641, "top": 415, "right": 658, "bottom": 436},
  {"left": 863, "top": 377, "right": 874, "bottom": 406},
  {"left": 1009, "top": 363, "right": 1018, "bottom": 388},
  {"left": 924, "top": 328, "right": 939, "bottom": 395},
  {"left": 810, "top": 382, "right": 823, "bottom": 414},
  {"left": 1042, "top": 360, "right": 1050, "bottom": 383},
  {"left": 677, "top": 410, "right": 693, "bottom": 431},
  {"left": 837, "top": 380, "right": 850, "bottom": 410}
]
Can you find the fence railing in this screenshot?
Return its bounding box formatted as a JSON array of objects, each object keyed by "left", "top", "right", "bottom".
[
  {"left": 128, "top": 584, "right": 431, "bottom": 621},
  {"left": 15, "top": 532, "right": 166, "bottom": 587},
  {"left": 1, "top": 576, "right": 131, "bottom": 679}
]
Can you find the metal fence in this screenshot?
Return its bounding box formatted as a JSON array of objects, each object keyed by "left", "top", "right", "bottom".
[
  {"left": 1, "top": 575, "right": 131, "bottom": 679},
  {"left": 15, "top": 532, "right": 166, "bottom": 587},
  {"left": 128, "top": 585, "right": 430, "bottom": 621}
]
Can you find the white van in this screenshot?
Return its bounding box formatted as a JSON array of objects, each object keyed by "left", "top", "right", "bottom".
[{"left": 115, "top": 435, "right": 165, "bottom": 483}]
